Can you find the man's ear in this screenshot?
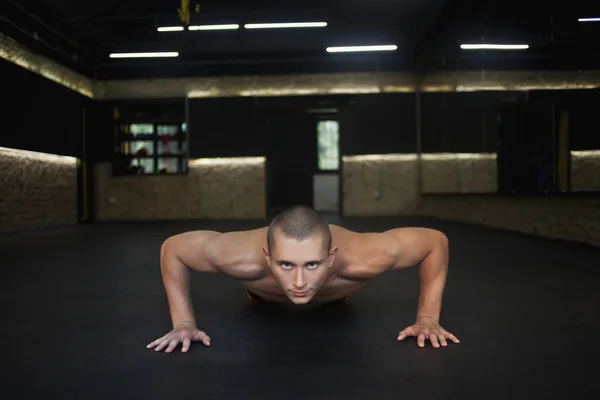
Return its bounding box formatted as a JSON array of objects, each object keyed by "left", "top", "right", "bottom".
[
  {"left": 328, "top": 245, "right": 338, "bottom": 266},
  {"left": 263, "top": 246, "right": 271, "bottom": 263}
]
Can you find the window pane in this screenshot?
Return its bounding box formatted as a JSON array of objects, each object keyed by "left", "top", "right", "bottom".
[
  {"left": 130, "top": 124, "right": 153, "bottom": 135},
  {"left": 130, "top": 157, "right": 155, "bottom": 174},
  {"left": 318, "top": 120, "right": 339, "bottom": 170},
  {"left": 157, "top": 125, "right": 179, "bottom": 135},
  {"left": 157, "top": 125, "right": 182, "bottom": 156},
  {"left": 158, "top": 158, "right": 179, "bottom": 174}
]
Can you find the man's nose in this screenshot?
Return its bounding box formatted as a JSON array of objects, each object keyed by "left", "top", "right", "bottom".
[{"left": 292, "top": 267, "right": 307, "bottom": 289}]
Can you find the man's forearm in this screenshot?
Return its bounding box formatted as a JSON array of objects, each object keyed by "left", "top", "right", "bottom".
[
  {"left": 416, "top": 237, "right": 449, "bottom": 322},
  {"left": 160, "top": 244, "right": 196, "bottom": 328}
]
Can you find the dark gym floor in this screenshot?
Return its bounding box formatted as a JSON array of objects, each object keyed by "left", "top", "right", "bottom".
[{"left": 1, "top": 216, "right": 599, "bottom": 399}]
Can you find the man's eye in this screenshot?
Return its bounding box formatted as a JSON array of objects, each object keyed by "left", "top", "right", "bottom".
[
  {"left": 307, "top": 263, "right": 318, "bottom": 270},
  {"left": 281, "top": 263, "right": 293, "bottom": 270}
]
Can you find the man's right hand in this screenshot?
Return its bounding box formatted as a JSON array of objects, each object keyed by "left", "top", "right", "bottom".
[{"left": 146, "top": 322, "right": 211, "bottom": 353}]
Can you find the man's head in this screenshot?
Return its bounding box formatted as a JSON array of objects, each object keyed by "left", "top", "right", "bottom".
[{"left": 264, "top": 205, "right": 337, "bottom": 304}]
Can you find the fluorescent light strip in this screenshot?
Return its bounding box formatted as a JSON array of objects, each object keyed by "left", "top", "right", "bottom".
[
  {"left": 157, "top": 26, "right": 184, "bottom": 32},
  {"left": 578, "top": 17, "right": 600, "bottom": 22},
  {"left": 109, "top": 52, "right": 179, "bottom": 58},
  {"left": 189, "top": 24, "right": 240, "bottom": 30},
  {"left": 326, "top": 45, "right": 397, "bottom": 53},
  {"left": 245, "top": 22, "right": 327, "bottom": 29},
  {"left": 460, "top": 44, "right": 529, "bottom": 50}
]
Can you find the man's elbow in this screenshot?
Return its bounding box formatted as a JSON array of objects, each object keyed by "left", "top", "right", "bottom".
[
  {"left": 160, "top": 237, "right": 179, "bottom": 267},
  {"left": 437, "top": 231, "right": 449, "bottom": 248},
  {"left": 428, "top": 230, "right": 449, "bottom": 254}
]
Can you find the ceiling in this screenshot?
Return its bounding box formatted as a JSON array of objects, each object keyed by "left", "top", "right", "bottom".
[{"left": 2, "top": 0, "right": 600, "bottom": 79}]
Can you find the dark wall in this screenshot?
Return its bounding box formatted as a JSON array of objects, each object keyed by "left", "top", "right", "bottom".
[
  {"left": 188, "top": 98, "right": 268, "bottom": 158},
  {"left": 552, "top": 89, "right": 600, "bottom": 151},
  {"left": 0, "top": 59, "right": 91, "bottom": 158},
  {"left": 420, "top": 89, "right": 600, "bottom": 154},
  {"left": 421, "top": 91, "right": 526, "bottom": 153},
  {"left": 340, "top": 93, "right": 417, "bottom": 155},
  {"left": 87, "top": 101, "right": 116, "bottom": 164}
]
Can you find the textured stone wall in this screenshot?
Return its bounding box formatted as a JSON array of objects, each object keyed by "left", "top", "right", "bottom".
[
  {"left": 94, "top": 158, "right": 266, "bottom": 220},
  {"left": 421, "top": 153, "right": 497, "bottom": 194},
  {"left": 418, "top": 195, "right": 600, "bottom": 247},
  {"left": 0, "top": 147, "right": 78, "bottom": 232},
  {"left": 342, "top": 153, "right": 496, "bottom": 216},
  {"left": 571, "top": 151, "right": 600, "bottom": 192},
  {"left": 342, "top": 154, "right": 419, "bottom": 216}
]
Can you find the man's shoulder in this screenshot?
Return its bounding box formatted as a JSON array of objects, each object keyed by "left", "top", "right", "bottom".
[
  {"left": 203, "top": 227, "right": 268, "bottom": 279},
  {"left": 332, "top": 227, "right": 395, "bottom": 280}
]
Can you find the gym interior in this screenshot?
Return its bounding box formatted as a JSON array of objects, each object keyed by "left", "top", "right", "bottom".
[{"left": 1, "top": 1, "right": 599, "bottom": 398}]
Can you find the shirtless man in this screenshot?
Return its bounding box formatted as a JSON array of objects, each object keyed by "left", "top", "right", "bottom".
[{"left": 147, "top": 205, "right": 460, "bottom": 353}]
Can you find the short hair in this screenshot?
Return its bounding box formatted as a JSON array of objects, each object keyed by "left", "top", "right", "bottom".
[{"left": 267, "top": 205, "right": 332, "bottom": 251}]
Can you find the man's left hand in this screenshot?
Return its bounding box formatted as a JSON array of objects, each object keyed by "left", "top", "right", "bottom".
[{"left": 397, "top": 317, "right": 460, "bottom": 348}]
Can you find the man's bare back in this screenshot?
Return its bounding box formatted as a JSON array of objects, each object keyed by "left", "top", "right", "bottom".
[{"left": 148, "top": 206, "right": 460, "bottom": 353}]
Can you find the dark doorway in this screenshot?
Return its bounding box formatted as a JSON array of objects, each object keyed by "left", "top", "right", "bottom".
[{"left": 264, "top": 102, "right": 317, "bottom": 215}]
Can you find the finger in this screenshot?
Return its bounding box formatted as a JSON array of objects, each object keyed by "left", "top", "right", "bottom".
[
  {"left": 397, "top": 328, "right": 412, "bottom": 341},
  {"left": 147, "top": 337, "right": 164, "bottom": 348},
  {"left": 193, "top": 331, "right": 211, "bottom": 345},
  {"left": 418, "top": 333, "right": 426, "bottom": 348},
  {"left": 192, "top": 331, "right": 205, "bottom": 341},
  {"left": 181, "top": 338, "right": 191, "bottom": 353},
  {"left": 430, "top": 334, "right": 440, "bottom": 348},
  {"left": 444, "top": 331, "right": 460, "bottom": 343},
  {"left": 165, "top": 338, "right": 180, "bottom": 353},
  {"left": 397, "top": 327, "right": 415, "bottom": 340},
  {"left": 154, "top": 338, "right": 170, "bottom": 352},
  {"left": 438, "top": 332, "right": 448, "bottom": 347}
]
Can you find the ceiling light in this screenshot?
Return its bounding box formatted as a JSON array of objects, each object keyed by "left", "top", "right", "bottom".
[
  {"left": 326, "top": 45, "right": 397, "bottom": 53},
  {"left": 109, "top": 52, "right": 179, "bottom": 58},
  {"left": 188, "top": 24, "right": 240, "bottom": 30},
  {"left": 157, "top": 26, "right": 184, "bottom": 32},
  {"left": 460, "top": 44, "right": 529, "bottom": 50},
  {"left": 244, "top": 22, "right": 327, "bottom": 29},
  {"left": 578, "top": 17, "right": 600, "bottom": 22}
]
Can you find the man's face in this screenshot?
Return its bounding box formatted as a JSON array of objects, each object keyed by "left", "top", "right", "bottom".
[{"left": 264, "top": 231, "right": 337, "bottom": 304}]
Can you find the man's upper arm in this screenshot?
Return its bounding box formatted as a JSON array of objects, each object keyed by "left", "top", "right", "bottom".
[
  {"left": 162, "top": 231, "right": 223, "bottom": 273},
  {"left": 162, "top": 230, "right": 264, "bottom": 279},
  {"left": 380, "top": 227, "right": 448, "bottom": 271}
]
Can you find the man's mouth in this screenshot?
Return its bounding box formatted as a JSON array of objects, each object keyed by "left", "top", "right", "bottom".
[{"left": 291, "top": 290, "right": 309, "bottom": 297}]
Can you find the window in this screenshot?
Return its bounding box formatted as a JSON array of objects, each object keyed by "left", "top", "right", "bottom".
[
  {"left": 115, "top": 122, "right": 188, "bottom": 175},
  {"left": 317, "top": 120, "right": 339, "bottom": 171}
]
